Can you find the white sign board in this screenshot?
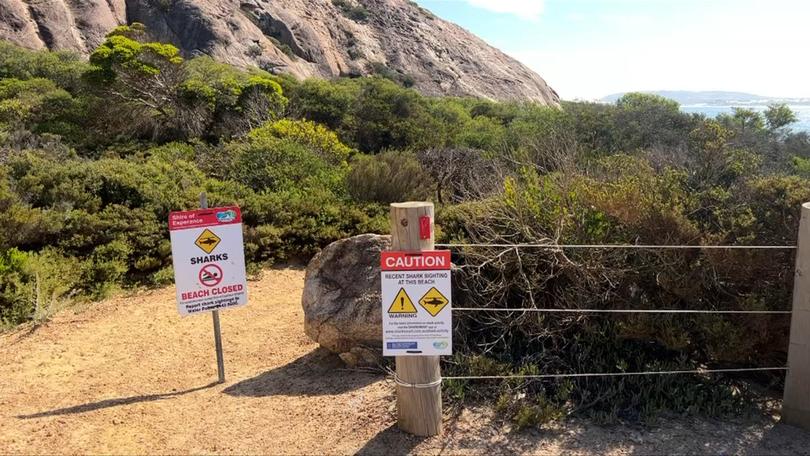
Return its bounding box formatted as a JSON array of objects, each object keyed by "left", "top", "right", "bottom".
[
  {"left": 169, "top": 206, "right": 248, "bottom": 316},
  {"left": 381, "top": 251, "right": 452, "bottom": 356}
]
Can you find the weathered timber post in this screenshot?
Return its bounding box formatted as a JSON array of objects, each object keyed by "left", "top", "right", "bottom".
[
  {"left": 785, "top": 202, "right": 810, "bottom": 428},
  {"left": 390, "top": 202, "right": 442, "bottom": 436}
]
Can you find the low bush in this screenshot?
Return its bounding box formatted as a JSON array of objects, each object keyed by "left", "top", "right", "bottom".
[
  {"left": 438, "top": 154, "right": 806, "bottom": 425},
  {"left": 0, "top": 248, "right": 82, "bottom": 326},
  {"left": 347, "top": 150, "right": 432, "bottom": 204}
]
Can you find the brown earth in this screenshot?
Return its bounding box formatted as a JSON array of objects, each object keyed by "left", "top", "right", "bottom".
[{"left": 2, "top": 266, "right": 810, "bottom": 455}]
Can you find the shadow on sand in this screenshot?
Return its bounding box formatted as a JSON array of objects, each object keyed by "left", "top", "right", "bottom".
[
  {"left": 354, "top": 424, "right": 429, "bottom": 456},
  {"left": 223, "top": 347, "right": 381, "bottom": 397},
  {"left": 18, "top": 382, "right": 219, "bottom": 419}
]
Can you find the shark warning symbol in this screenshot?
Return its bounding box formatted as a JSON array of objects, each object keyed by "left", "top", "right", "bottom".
[
  {"left": 195, "top": 229, "right": 221, "bottom": 254},
  {"left": 419, "top": 287, "right": 449, "bottom": 317},
  {"left": 388, "top": 288, "right": 417, "bottom": 314}
]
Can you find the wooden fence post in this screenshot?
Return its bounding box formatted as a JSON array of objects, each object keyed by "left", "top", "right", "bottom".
[
  {"left": 390, "top": 202, "right": 442, "bottom": 436},
  {"left": 784, "top": 202, "right": 810, "bottom": 429}
]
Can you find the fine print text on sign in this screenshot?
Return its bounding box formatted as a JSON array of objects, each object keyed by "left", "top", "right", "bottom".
[
  {"left": 381, "top": 251, "right": 452, "bottom": 356},
  {"left": 169, "top": 207, "right": 248, "bottom": 316}
]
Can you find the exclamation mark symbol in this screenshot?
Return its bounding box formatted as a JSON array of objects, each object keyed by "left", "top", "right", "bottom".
[{"left": 401, "top": 297, "right": 405, "bottom": 311}]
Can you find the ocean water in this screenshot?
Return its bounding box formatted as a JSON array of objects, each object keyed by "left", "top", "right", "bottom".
[{"left": 681, "top": 105, "right": 810, "bottom": 133}]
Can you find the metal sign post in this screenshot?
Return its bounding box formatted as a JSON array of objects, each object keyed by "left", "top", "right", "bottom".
[
  {"left": 199, "top": 192, "right": 226, "bottom": 384},
  {"left": 169, "top": 193, "right": 247, "bottom": 384}
]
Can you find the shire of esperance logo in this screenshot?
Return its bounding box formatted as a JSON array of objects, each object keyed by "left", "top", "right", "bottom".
[
  {"left": 433, "top": 341, "right": 449, "bottom": 349},
  {"left": 216, "top": 210, "right": 237, "bottom": 223}
]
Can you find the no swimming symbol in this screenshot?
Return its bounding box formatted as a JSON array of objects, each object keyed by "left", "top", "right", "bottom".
[{"left": 199, "top": 264, "right": 223, "bottom": 287}]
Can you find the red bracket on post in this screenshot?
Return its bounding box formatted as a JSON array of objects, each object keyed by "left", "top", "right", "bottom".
[{"left": 419, "top": 216, "right": 432, "bottom": 240}]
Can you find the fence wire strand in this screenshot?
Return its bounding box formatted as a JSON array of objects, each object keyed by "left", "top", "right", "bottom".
[
  {"left": 436, "top": 243, "right": 797, "bottom": 250},
  {"left": 442, "top": 367, "right": 789, "bottom": 381},
  {"left": 438, "top": 242, "right": 794, "bottom": 315},
  {"left": 453, "top": 308, "right": 791, "bottom": 315}
]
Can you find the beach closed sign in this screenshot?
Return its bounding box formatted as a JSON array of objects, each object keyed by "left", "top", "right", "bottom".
[
  {"left": 169, "top": 206, "right": 248, "bottom": 316},
  {"left": 381, "top": 251, "right": 452, "bottom": 356}
]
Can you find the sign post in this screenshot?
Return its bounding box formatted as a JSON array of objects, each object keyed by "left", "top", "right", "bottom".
[
  {"left": 784, "top": 202, "right": 810, "bottom": 429},
  {"left": 202, "top": 194, "right": 226, "bottom": 384},
  {"left": 385, "top": 201, "right": 449, "bottom": 436},
  {"left": 169, "top": 193, "right": 248, "bottom": 383}
]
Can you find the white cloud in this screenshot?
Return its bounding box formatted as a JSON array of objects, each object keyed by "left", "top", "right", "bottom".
[{"left": 464, "top": 0, "right": 544, "bottom": 21}]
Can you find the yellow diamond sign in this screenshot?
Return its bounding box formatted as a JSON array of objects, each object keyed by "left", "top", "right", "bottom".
[
  {"left": 419, "top": 287, "right": 449, "bottom": 317},
  {"left": 195, "top": 228, "right": 221, "bottom": 254}
]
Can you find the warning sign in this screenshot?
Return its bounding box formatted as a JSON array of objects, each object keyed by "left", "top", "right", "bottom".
[
  {"left": 169, "top": 207, "right": 248, "bottom": 316},
  {"left": 195, "top": 229, "right": 221, "bottom": 254},
  {"left": 419, "top": 287, "right": 449, "bottom": 317},
  {"left": 381, "top": 251, "right": 452, "bottom": 356},
  {"left": 388, "top": 289, "right": 418, "bottom": 314}
]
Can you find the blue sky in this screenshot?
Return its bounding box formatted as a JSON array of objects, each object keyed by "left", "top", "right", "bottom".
[{"left": 415, "top": 0, "right": 810, "bottom": 100}]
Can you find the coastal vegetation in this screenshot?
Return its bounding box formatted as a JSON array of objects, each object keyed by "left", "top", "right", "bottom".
[{"left": 2, "top": 25, "right": 810, "bottom": 425}]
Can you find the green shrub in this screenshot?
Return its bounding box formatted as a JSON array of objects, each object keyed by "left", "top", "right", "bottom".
[
  {"left": 0, "top": 248, "right": 82, "bottom": 326},
  {"left": 0, "top": 41, "right": 89, "bottom": 91},
  {"left": 439, "top": 155, "right": 806, "bottom": 423},
  {"left": 242, "top": 189, "right": 387, "bottom": 262},
  {"left": 347, "top": 151, "right": 432, "bottom": 204},
  {"left": 248, "top": 119, "right": 353, "bottom": 164},
  {"left": 223, "top": 137, "right": 348, "bottom": 194}
]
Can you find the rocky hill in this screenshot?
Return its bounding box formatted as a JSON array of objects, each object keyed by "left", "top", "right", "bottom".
[{"left": 0, "top": 0, "right": 559, "bottom": 104}]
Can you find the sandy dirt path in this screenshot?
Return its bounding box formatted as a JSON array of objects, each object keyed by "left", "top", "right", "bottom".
[{"left": 2, "top": 267, "right": 810, "bottom": 455}]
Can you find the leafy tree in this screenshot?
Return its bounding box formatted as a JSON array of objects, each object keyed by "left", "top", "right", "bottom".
[
  {"left": 86, "top": 24, "right": 188, "bottom": 139},
  {"left": 342, "top": 77, "right": 442, "bottom": 152},
  {"left": 562, "top": 101, "right": 617, "bottom": 155},
  {"left": 87, "top": 25, "right": 286, "bottom": 141},
  {"left": 286, "top": 78, "right": 356, "bottom": 129},
  {"left": 764, "top": 103, "right": 798, "bottom": 131},
  {"left": 417, "top": 147, "right": 502, "bottom": 203},
  {"left": 181, "top": 57, "right": 286, "bottom": 138},
  {"left": 721, "top": 107, "right": 765, "bottom": 134},
  {"left": 506, "top": 104, "right": 577, "bottom": 172},
  {"left": 456, "top": 115, "right": 507, "bottom": 152},
  {"left": 613, "top": 92, "right": 693, "bottom": 151},
  {"left": 617, "top": 92, "right": 680, "bottom": 112}
]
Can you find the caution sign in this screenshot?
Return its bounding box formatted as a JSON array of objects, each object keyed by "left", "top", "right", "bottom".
[
  {"left": 388, "top": 289, "right": 418, "bottom": 314},
  {"left": 419, "top": 287, "right": 449, "bottom": 317},
  {"left": 195, "top": 229, "right": 221, "bottom": 254},
  {"left": 169, "top": 207, "right": 248, "bottom": 316},
  {"left": 381, "top": 251, "right": 452, "bottom": 356}
]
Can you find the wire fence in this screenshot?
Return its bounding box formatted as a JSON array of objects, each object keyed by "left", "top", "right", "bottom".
[
  {"left": 440, "top": 367, "right": 790, "bottom": 381},
  {"left": 436, "top": 243, "right": 797, "bottom": 250},
  {"left": 430, "top": 242, "right": 795, "bottom": 381},
  {"left": 453, "top": 307, "right": 792, "bottom": 315}
]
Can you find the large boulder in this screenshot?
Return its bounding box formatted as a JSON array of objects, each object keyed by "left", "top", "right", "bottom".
[{"left": 302, "top": 234, "right": 391, "bottom": 365}]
